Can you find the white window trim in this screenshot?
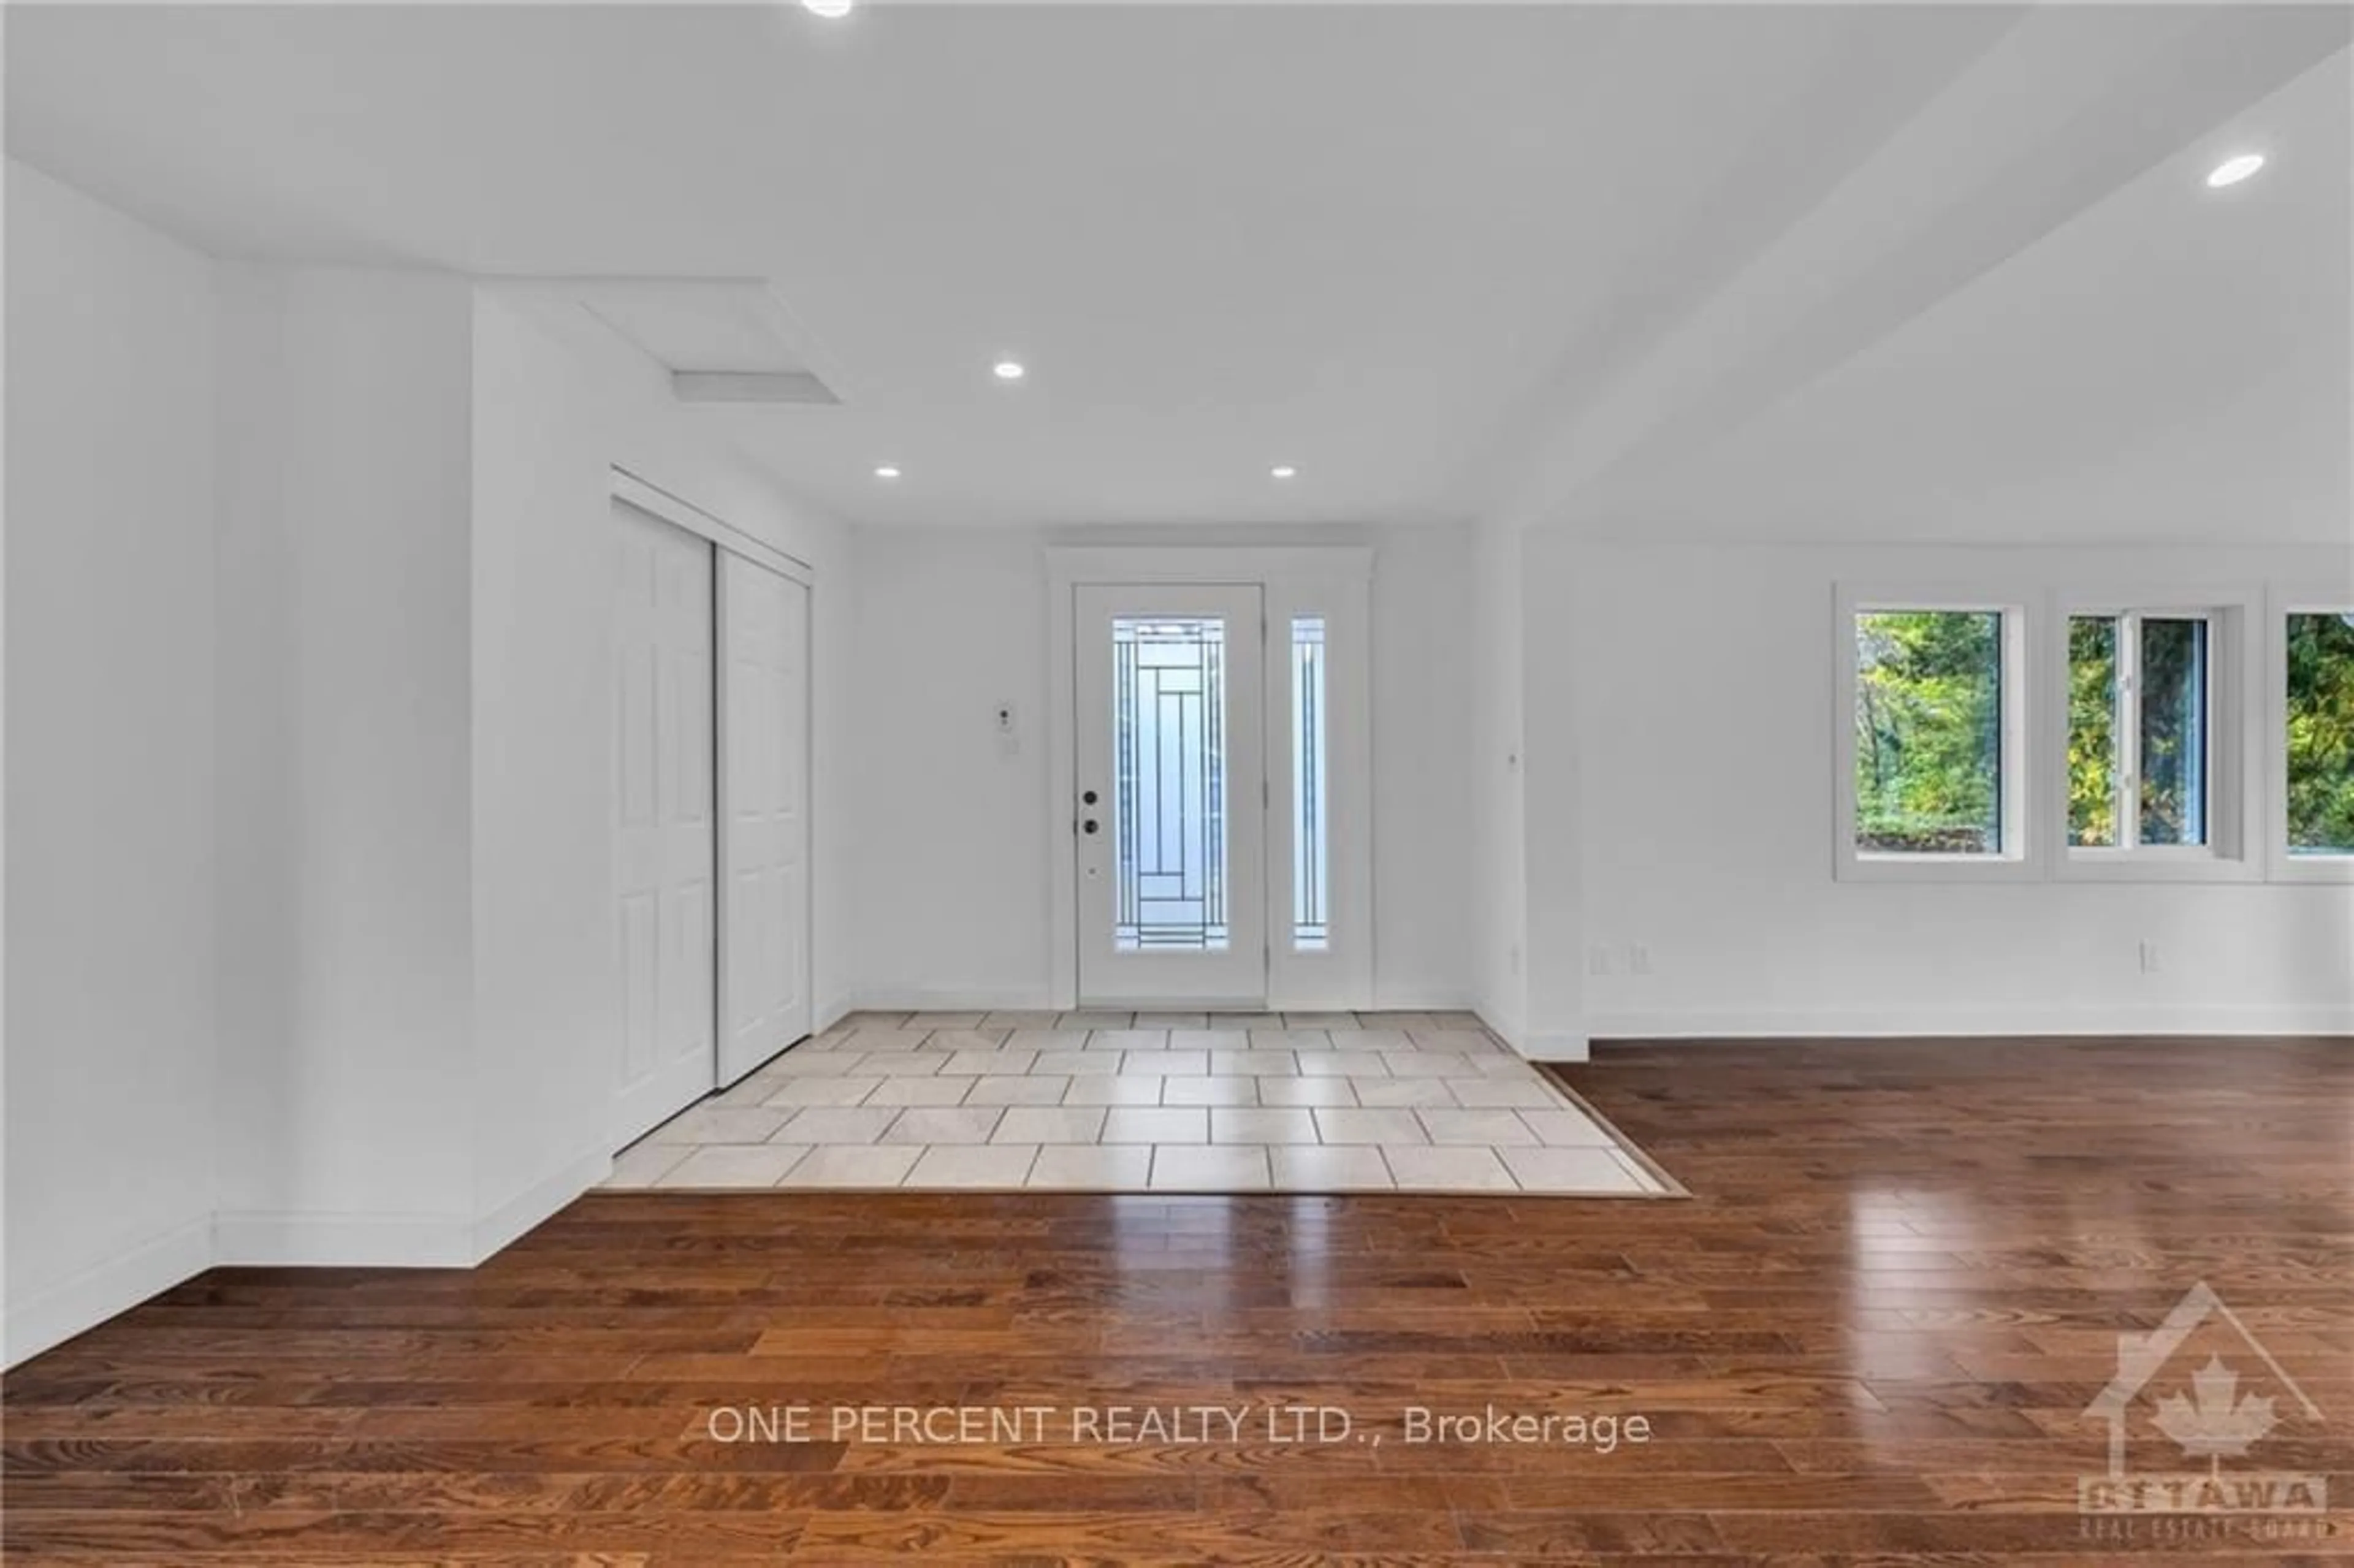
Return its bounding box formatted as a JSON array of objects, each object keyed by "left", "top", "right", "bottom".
[
  {"left": 1043, "top": 546, "right": 1375, "bottom": 1011},
  {"left": 1279, "top": 609, "right": 1332, "bottom": 959},
  {"left": 2266, "top": 590, "right": 2354, "bottom": 884},
  {"left": 2050, "top": 592, "right": 2259, "bottom": 885},
  {"left": 1833, "top": 583, "right": 2038, "bottom": 883}
]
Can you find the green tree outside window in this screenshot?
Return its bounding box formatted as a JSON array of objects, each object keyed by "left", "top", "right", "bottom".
[
  {"left": 2287, "top": 613, "right": 2354, "bottom": 855},
  {"left": 1854, "top": 611, "right": 2003, "bottom": 854}
]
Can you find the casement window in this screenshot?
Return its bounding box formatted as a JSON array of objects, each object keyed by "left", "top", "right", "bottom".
[
  {"left": 2271, "top": 607, "right": 2354, "bottom": 880},
  {"left": 1834, "top": 591, "right": 2033, "bottom": 881},
  {"left": 1833, "top": 585, "right": 2339, "bottom": 886},
  {"left": 2056, "top": 599, "right": 2254, "bottom": 881},
  {"left": 2066, "top": 611, "right": 2215, "bottom": 851}
]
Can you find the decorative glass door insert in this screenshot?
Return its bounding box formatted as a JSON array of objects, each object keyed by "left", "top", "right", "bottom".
[
  {"left": 1075, "top": 585, "right": 1265, "bottom": 1004},
  {"left": 1111, "top": 615, "right": 1230, "bottom": 951}
]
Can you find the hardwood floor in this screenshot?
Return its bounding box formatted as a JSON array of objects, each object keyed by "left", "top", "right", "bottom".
[{"left": 6, "top": 1038, "right": 2348, "bottom": 1563}]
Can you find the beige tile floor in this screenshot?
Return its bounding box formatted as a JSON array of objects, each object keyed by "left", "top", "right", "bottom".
[{"left": 608, "top": 1010, "right": 1671, "bottom": 1195}]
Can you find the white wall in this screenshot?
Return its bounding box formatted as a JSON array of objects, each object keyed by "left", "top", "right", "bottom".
[
  {"left": 1565, "top": 540, "right": 2354, "bottom": 1037},
  {"left": 1465, "top": 517, "right": 1588, "bottom": 1059},
  {"left": 1369, "top": 528, "right": 1474, "bottom": 1008},
  {"left": 468, "top": 294, "right": 614, "bottom": 1235},
  {"left": 4, "top": 163, "right": 219, "bottom": 1359},
  {"left": 211, "top": 264, "right": 481, "bottom": 1260},
  {"left": 850, "top": 529, "right": 1055, "bottom": 1007},
  {"left": 1466, "top": 519, "right": 1528, "bottom": 1043},
  {"left": 1517, "top": 523, "right": 1588, "bottom": 1056},
  {"left": 848, "top": 525, "right": 1477, "bottom": 1011}
]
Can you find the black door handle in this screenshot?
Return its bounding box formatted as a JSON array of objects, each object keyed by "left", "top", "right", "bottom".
[{"left": 1082, "top": 819, "right": 1099, "bottom": 834}]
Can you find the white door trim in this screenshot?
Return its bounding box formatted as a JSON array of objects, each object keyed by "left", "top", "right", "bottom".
[
  {"left": 611, "top": 466, "right": 813, "bottom": 587},
  {"left": 1045, "top": 545, "right": 1374, "bottom": 1012}
]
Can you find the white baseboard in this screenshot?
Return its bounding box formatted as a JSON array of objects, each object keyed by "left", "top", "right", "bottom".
[
  {"left": 1470, "top": 1006, "right": 1588, "bottom": 1062},
  {"left": 212, "top": 1209, "right": 476, "bottom": 1268},
  {"left": 18, "top": 1153, "right": 614, "bottom": 1363},
  {"left": 855, "top": 985, "right": 1056, "bottom": 1013},
  {"left": 1518, "top": 1030, "right": 1591, "bottom": 1062},
  {"left": 859, "top": 988, "right": 1484, "bottom": 1017},
  {"left": 471, "top": 1144, "right": 612, "bottom": 1262},
  {"left": 1369, "top": 989, "right": 1479, "bottom": 1013},
  {"left": 1282, "top": 992, "right": 1473, "bottom": 1014},
  {"left": 1586, "top": 1003, "right": 2354, "bottom": 1040},
  {"left": 1472, "top": 1004, "right": 1526, "bottom": 1052},
  {"left": 1, "top": 1212, "right": 215, "bottom": 1369},
  {"left": 10, "top": 1144, "right": 619, "bottom": 1364}
]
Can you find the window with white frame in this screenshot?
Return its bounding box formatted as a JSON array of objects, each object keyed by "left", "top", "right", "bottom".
[
  {"left": 2283, "top": 609, "right": 2354, "bottom": 859},
  {"left": 2066, "top": 610, "right": 2223, "bottom": 856},
  {"left": 1840, "top": 603, "right": 2027, "bottom": 873},
  {"left": 1832, "top": 588, "right": 2351, "bottom": 883},
  {"left": 1289, "top": 615, "right": 1329, "bottom": 951}
]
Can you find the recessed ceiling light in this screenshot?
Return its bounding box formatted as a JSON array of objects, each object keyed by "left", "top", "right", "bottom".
[
  {"left": 802, "top": 0, "right": 855, "bottom": 18},
  {"left": 992, "top": 359, "right": 1026, "bottom": 381},
  {"left": 874, "top": 465, "right": 902, "bottom": 481},
  {"left": 2206, "top": 152, "right": 2266, "bottom": 189},
  {"left": 1271, "top": 465, "right": 1299, "bottom": 480}
]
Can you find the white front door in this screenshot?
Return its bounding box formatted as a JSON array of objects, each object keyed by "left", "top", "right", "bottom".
[
  {"left": 716, "top": 553, "right": 812, "bottom": 1084},
  {"left": 611, "top": 499, "right": 717, "bottom": 1144},
  {"left": 1073, "top": 584, "right": 1267, "bottom": 1006}
]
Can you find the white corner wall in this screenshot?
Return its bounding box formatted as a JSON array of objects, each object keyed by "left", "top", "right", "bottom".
[
  {"left": 1566, "top": 540, "right": 2354, "bottom": 1037},
  {"left": 211, "top": 263, "right": 480, "bottom": 1262},
  {"left": 1467, "top": 519, "right": 1528, "bottom": 1046},
  {"left": 468, "top": 292, "right": 614, "bottom": 1241},
  {"left": 1369, "top": 528, "right": 1476, "bottom": 1009},
  {"left": 4, "top": 162, "right": 220, "bottom": 1360},
  {"left": 1517, "top": 523, "right": 1588, "bottom": 1059}
]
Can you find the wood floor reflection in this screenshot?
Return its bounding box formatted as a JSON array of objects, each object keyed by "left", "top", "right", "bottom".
[{"left": 6, "top": 1036, "right": 2348, "bottom": 1562}]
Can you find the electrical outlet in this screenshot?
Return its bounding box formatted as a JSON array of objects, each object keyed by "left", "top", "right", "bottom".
[
  {"left": 1628, "top": 943, "right": 1653, "bottom": 976},
  {"left": 2139, "top": 938, "right": 2161, "bottom": 975},
  {"left": 1586, "top": 945, "right": 1615, "bottom": 976}
]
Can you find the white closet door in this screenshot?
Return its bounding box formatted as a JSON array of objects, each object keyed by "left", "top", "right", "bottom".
[
  {"left": 611, "top": 500, "right": 717, "bottom": 1146},
  {"left": 717, "top": 553, "right": 813, "bottom": 1084}
]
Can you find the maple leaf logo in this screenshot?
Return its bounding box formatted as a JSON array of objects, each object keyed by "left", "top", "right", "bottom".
[{"left": 2152, "top": 1356, "right": 2278, "bottom": 1471}]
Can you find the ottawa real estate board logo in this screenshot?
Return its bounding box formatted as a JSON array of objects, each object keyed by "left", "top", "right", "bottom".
[{"left": 2079, "top": 1281, "right": 2326, "bottom": 1520}]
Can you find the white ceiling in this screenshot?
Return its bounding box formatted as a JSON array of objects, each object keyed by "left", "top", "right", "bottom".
[
  {"left": 1576, "top": 45, "right": 2354, "bottom": 546},
  {"left": 9, "top": 4, "right": 2347, "bottom": 535}
]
